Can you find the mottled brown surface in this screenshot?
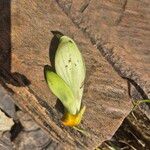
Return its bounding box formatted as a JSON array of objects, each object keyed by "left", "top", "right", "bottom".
[
  {"left": 57, "top": 0, "right": 150, "bottom": 99},
  {"left": 0, "top": 0, "right": 133, "bottom": 149}
]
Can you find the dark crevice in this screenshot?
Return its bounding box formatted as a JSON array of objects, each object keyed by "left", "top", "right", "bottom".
[
  {"left": 0, "top": 107, "right": 12, "bottom": 118},
  {"left": 114, "top": 0, "right": 128, "bottom": 26},
  {"left": 15, "top": 105, "right": 21, "bottom": 112},
  {"left": 10, "top": 121, "right": 23, "bottom": 141},
  {"left": 125, "top": 78, "right": 148, "bottom": 100},
  {"left": 122, "top": 0, "right": 128, "bottom": 12},
  {"left": 79, "top": 1, "right": 91, "bottom": 13}
]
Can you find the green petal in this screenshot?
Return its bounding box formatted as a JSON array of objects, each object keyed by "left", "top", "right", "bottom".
[
  {"left": 55, "top": 36, "right": 86, "bottom": 112},
  {"left": 45, "top": 68, "right": 77, "bottom": 114}
]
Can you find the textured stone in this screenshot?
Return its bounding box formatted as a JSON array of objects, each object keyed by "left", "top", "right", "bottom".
[
  {"left": 0, "top": 0, "right": 132, "bottom": 149},
  {"left": 0, "top": 132, "right": 13, "bottom": 150},
  {"left": 14, "top": 129, "right": 51, "bottom": 150},
  {"left": 16, "top": 111, "right": 39, "bottom": 132},
  {"left": 0, "top": 109, "right": 14, "bottom": 132},
  {"left": 57, "top": 0, "right": 150, "bottom": 99},
  {"left": 0, "top": 85, "right": 16, "bottom": 119}
]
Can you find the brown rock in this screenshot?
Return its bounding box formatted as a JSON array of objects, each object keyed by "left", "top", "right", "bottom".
[
  {"left": 57, "top": 0, "right": 150, "bottom": 99},
  {"left": 0, "top": 0, "right": 132, "bottom": 149},
  {"left": 16, "top": 111, "right": 39, "bottom": 132},
  {"left": 14, "top": 130, "right": 55, "bottom": 150}
]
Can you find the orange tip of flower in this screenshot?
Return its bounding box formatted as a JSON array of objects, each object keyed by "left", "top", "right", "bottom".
[{"left": 62, "top": 106, "right": 86, "bottom": 127}]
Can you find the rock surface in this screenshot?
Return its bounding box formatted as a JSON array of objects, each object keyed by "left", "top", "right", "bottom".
[
  {"left": 0, "top": 86, "right": 16, "bottom": 119},
  {"left": 0, "top": 0, "right": 132, "bottom": 149},
  {"left": 57, "top": 0, "right": 150, "bottom": 99},
  {"left": 0, "top": 132, "right": 13, "bottom": 150}
]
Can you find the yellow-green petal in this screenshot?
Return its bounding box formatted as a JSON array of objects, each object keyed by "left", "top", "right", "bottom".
[
  {"left": 45, "top": 68, "right": 77, "bottom": 114},
  {"left": 55, "top": 36, "right": 86, "bottom": 113}
]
